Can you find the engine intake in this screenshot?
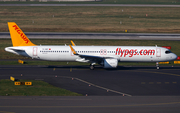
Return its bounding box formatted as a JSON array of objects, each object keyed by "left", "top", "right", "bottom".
[{"left": 104, "top": 58, "right": 118, "bottom": 68}]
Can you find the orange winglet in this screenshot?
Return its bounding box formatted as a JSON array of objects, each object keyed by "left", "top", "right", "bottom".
[
  {"left": 71, "top": 40, "right": 76, "bottom": 46},
  {"left": 69, "top": 45, "right": 77, "bottom": 55}
]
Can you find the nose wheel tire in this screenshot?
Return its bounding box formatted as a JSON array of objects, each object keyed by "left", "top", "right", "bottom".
[
  {"left": 156, "top": 62, "right": 159, "bottom": 70},
  {"left": 157, "top": 66, "right": 159, "bottom": 70}
]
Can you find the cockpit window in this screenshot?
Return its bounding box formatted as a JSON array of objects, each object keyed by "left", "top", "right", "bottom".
[{"left": 165, "top": 50, "right": 172, "bottom": 54}]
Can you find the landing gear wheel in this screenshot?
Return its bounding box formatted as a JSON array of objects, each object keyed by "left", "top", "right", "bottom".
[
  {"left": 157, "top": 66, "right": 159, "bottom": 70},
  {"left": 156, "top": 62, "right": 159, "bottom": 70},
  {"left": 90, "top": 65, "right": 94, "bottom": 70}
]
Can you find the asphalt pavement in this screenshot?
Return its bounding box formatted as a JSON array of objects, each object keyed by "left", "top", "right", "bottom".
[
  {"left": 0, "top": 96, "right": 180, "bottom": 113},
  {"left": 0, "top": 65, "right": 180, "bottom": 113},
  {"left": 0, "top": 65, "right": 180, "bottom": 96},
  {"left": 1, "top": 32, "right": 180, "bottom": 40}
]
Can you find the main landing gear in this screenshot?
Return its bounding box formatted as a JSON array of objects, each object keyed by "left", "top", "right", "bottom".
[
  {"left": 90, "top": 63, "right": 96, "bottom": 70},
  {"left": 90, "top": 65, "right": 94, "bottom": 70}
]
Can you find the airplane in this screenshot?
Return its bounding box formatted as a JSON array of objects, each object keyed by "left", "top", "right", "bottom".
[{"left": 5, "top": 22, "right": 177, "bottom": 70}]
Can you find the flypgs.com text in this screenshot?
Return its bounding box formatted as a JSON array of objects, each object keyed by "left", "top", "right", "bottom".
[{"left": 115, "top": 48, "right": 155, "bottom": 57}]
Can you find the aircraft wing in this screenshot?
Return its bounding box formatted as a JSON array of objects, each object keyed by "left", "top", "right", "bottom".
[
  {"left": 79, "top": 54, "right": 115, "bottom": 59},
  {"left": 69, "top": 45, "right": 116, "bottom": 63},
  {"left": 75, "top": 54, "right": 116, "bottom": 64}
]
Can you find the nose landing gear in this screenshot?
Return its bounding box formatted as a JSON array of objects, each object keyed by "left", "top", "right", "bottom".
[{"left": 156, "top": 62, "right": 159, "bottom": 70}]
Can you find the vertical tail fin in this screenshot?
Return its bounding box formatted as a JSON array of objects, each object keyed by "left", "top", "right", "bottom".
[{"left": 8, "top": 22, "right": 36, "bottom": 47}]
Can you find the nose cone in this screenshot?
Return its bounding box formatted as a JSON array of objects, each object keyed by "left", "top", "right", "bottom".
[{"left": 172, "top": 53, "right": 178, "bottom": 60}]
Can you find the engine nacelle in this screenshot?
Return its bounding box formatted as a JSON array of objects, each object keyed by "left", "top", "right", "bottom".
[{"left": 103, "top": 58, "right": 118, "bottom": 68}]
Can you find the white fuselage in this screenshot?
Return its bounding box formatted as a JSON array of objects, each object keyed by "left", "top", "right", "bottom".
[{"left": 5, "top": 45, "right": 177, "bottom": 63}]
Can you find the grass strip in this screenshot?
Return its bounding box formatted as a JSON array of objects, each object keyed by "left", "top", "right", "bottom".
[
  {"left": 1, "top": 6, "right": 180, "bottom": 33},
  {"left": 0, "top": 60, "right": 179, "bottom": 66},
  {"left": 0, "top": 79, "right": 82, "bottom": 96},
  {"left": 0, "top": 0, "right": 180, "bottom": 5}
]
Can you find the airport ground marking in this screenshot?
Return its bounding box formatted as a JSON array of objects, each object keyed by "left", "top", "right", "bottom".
[
  {"left": 136, "top": 70, "right": 180, "bottom": 77},
  {"left": 149, "top": 82, "right": 154, "bottom": 84},
  {"left": 0, "top": 101, "right": 180, "bottom": 108},
  {"left": 58, "top": 76, "right": 132, "bottom": 97},
  {"left": 141, "top": 82, "right": 177, "bottom": 84},
  {"left": 55, "top": 68, "right": 104, "bottom": 71}
]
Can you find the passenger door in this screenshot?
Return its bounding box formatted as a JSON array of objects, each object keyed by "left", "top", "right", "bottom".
[{"left": 32, "top": 47, "right": 39, "bottom": 59}]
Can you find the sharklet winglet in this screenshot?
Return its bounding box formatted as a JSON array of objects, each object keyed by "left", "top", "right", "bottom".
[
  {"left": 69, "top": 45, "right": 78, "bottom": 55},
  {"left": 71, "top": 40, "right": 76, "bottom": 46}
]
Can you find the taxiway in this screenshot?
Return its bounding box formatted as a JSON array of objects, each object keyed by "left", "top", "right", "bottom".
[
  {"left": 0, "top": 65, "right": 180, "bottom": 96},
  {"left": 1, "top": 32, "right": 180, "bottom": 40},
  {"left": 0, "top": 65, "right": 180, "bottom": 113}
]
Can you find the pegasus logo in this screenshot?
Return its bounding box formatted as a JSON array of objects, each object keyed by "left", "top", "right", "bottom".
[{"left": 13, "top": 25, "right": 29, "bottom": 44}]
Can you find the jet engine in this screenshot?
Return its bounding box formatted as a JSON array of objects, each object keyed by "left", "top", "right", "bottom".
[{"left": 103, "top": 58, "right": 118, "bottom": 68}]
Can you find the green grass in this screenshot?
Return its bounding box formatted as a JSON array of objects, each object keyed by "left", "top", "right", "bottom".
[
  {"left": 0, "top": 0, "right": 180, "bottom": 4},
  {"left": 1, "top": 6, "right": 180, "bottom": 33},
  {"left": 0, "top": 60, "right": 178, "bottom": 66},
  {"left": 0, "top": 79, "right": 82, "bottom": 96},
  {"left": 0, "top": 60, "right": 89, "bottom": 65}
]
